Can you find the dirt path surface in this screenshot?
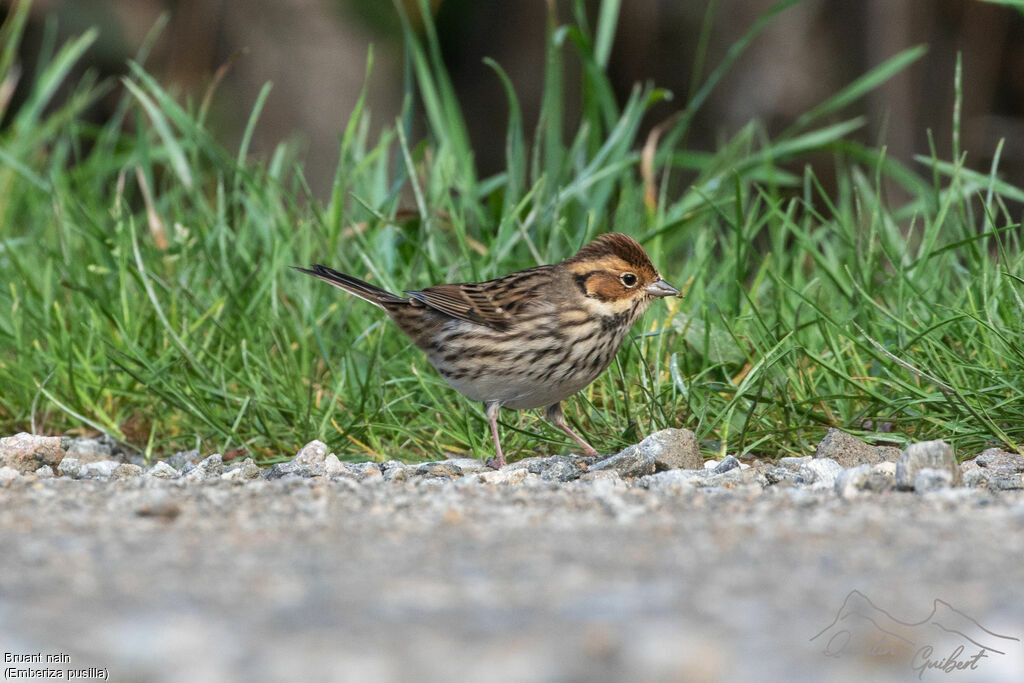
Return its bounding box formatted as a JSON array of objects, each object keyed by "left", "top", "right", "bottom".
[{"left": 2, "top": 473, "right": 1023, "bottom": 683}]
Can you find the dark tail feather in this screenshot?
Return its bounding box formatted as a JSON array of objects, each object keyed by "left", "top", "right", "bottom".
[{"left": 292, "top": 264, "right": 404, "bottom": 309}]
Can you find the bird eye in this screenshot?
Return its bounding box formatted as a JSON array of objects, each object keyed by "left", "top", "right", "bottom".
[{"left": 620, "top": 273, "right": 638, "bottom": 288}]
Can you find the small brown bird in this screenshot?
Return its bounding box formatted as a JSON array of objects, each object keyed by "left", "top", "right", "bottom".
[{"left": 297, "top": 233, "right": 680, "bottom": 467}]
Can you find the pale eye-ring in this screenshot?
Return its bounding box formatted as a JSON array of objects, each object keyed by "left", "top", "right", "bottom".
[{"left": 620, "top": 272, "right": 638, "bottom": 288}]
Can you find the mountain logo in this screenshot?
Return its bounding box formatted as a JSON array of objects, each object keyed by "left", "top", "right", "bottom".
[{"left": 811, "top": 590, "right": 1021, "bottom": 678}]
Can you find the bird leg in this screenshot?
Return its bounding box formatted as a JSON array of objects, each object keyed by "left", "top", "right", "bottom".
[
  {"left": 485, "top": 401, "right": 506, "bottom": 469},
  {"left": 546, "top": 403, "right": 599, "bottom": 456}
]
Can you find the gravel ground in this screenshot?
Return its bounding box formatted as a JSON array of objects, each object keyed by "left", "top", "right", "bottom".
[{"left": 2, "top": 431, "right": 1024, "bottom": 683}]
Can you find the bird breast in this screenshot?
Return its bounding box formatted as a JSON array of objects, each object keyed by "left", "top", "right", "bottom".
[{"left": 423, "top": 300, "right": 646, "bottom": 410}]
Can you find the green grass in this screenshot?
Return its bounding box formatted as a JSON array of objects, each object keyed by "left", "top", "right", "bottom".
[{"left": 1, "top": 0, "right": 1021, "bottom": 463}]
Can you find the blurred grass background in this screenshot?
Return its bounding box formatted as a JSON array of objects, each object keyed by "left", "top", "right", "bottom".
[{"left": 0, "top": 0, "right": 1022, "bottom": 463}]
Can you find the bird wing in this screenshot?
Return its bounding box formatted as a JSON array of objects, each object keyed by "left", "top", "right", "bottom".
[{"left": 405, "top": 265, "right": 552, "bottom": 331}]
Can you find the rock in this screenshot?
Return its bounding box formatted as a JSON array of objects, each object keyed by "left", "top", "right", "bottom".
[
  {"left": 590, "top": 449, "right": 656, "bottom": 479},
  {"left": 914, "top": 468, "right": 954, "bottom": 493},
  {"left": 348, "top": 462, "right": 383, "bottom": 480},
  {"left": 34, "top": 466, "right": 54, "bottom": 479},
  {"left": 896, "top": 440, "right": 960, "bottom": 490},
  {"left": 713, "top": 456, "right": 741, "bottom": 474},
  {"left": 962, "top": 468, "right": 991, "bottom": 488},
  {"left": 147, "top": 461, "right": 181, "bottom": 479},
  {"left": 324, "top": 454, "right": 344, "bottom": 477},
  {"left": 65, "top": 437, "right": 113, "bottom": 464},
  {"left": 166, "top": 450, "right": 201, "bottom": 470},
  {"left": 864, "top": 462, "right": 897, "bottom": 492},
  {"left": 580, "top": 469, "right": 624, "bottom": 483},
  {"left": 508, "top": 455, "right": 589, "bottom": 482},
  {"left": 382, "top": 462, "right": 409, "bottom": 482},
  {"left": 764, "top": 466, "right": 801, "bottom": 486},
  {"left": 0, "top": 433, "right": 66, "bottom": 474},
  {"left": 636, "top": 469, "right": 704, "bottom": 491},
  {"left": 778, "top": 456, "right": 811, "bottom": 472},
  {"left": 975, "top": 448, "right": 1024, "bottom": 474},
  {"left": 385, "top": 468, "right": 408, "bottom": 483},
  {"left": 79, "top": 460, "right": 120, "bottom": 479},
  {"left": 539, "top": 457, "right": 585, "bottom": 483},
  {"left": 444, "top": 458, "right": 489, "bottom": 474},
  {"left": 415, "top": 462, "right": 463, "bottom": 479},
  {"left": 57, "top": 458, "right": 81, "bottom": 478},
  {"left": 185, "top": 454, "right": 225, "bottom": 480},
  {"left": 799, "top": 458, "right": 844, "bottom": 489},
  {"left": 875, "top": 447, "right": 903, "bottom": 463},
  {"left": 0, "top": 466, "right": 21, "bottom": 486},
  {"left": 221, "top": 458, "right": 261, "bottom": 482},
  {"left": 814, "top": 428, "right": 883, "bottom": 468},
  {"left": 989, "top": 473, "right": 1024, "bottom": 490},
  {"left": 834, "top": 464, "right": 871, "bottom": 499},
  {"left": 112, "top": 463, "right": 144, "bottom": 479},
  {"left": 293, "top": 440, "right": 329, "bottom": 466},
  {"left": 477, "top": 468, "right": 529, "bottom": 485},
  {"left": 627, "top": 428, "right": 702, "bottom": 471},
  {"left": 262, "top": 461, "right": 316, "bottom": 480},
  {"left": 702, "top": 467, "right": 764, "bottom": 489}
]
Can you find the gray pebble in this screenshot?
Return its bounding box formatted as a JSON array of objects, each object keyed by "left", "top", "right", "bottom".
[
  {"left": 57, "top": 458, "right": 81, "bottom": 479},
  {"left": 970, "top": 448, "right": 1024, "bottom": 490},
  {"left": 814, "top": 428, "right": 885, "bottom": 468},
  {"left": 263, "top": 461, "right": 317, "bottom": 480},
  {"left": 962, "top": 468, "right": 990, "bottom": 488},
  {"left": 509, "top": 455, "right": 588, "bottom": 482},
  {"left": 778, "top": 456, "right": 811, "bottom": 472},
  {"left": 444, "top": 458, "right": 489, "bottom": 474},
  {"left": 627, "top": 428, "right": 702, "bottom": 471},
  {"left": 79, "top": 460, "right": 120, "bottom": 479},
  {"left": 799, "top": 458, "right": 844, "bottom": 489},
  {"left": 636, "top": 469, "right": 703, "bottom": 491},
  {"left": 112, "top": 463, "right": 144, "bottom": 479},
  {"left": 713, "top": 455, "right": 741, "bottom": 474},
  {"left": 167, "top": 450, "right": 200, "bottom": 470},
  {"left": 185, "top": 454, "right": 226, "bottom": 480},
  {"left": 913, "top": 468, "right": 954, "bottom": 493},
  {"left": 896, "top": 440, "right": 961, "bottom": 489},
  {"left": 477, "top": 468, "right": 529, "bottom": 485},
  {"left": 293, "top": 440, "right": 329, "bottom": 466},
  {"left": 384, "top": 467, "right": 409, "bottom": 483},
  {"left": 323, "top": 454, "right": 344, "bottom": 477},
  {"left": 975, "top": 448, "right": 1024, "bottom": 473},
  {"left": 221, "top": 458, "right": 261, "bottom": 481},
  {"left": 989, "top": 473, "right": 1024, "bottom": 490},
  {"left": 540, "top": 458, "right": 583, "bottom": 482},
  {"left": 590, "top": 449, "right": 656, "bottom": 479},
  {"left": 864, "top": 462, "right": 897, "bottom": 492},
  {"left": 703, "top": 467, "right": 763, "bottom": 489},
  {"left": 65, "top": 437, "right": 113, "bottom": 464},
  {"left": 834, "top": 464, "right": 871, "bottom": 499},
  {"left": 875, "top": 446, "right": 903, "bottom": 463},
  {"left": 415, "top": 462, "right": 464, "bottom": 479},
  {"left": 147, "top": 462, "right": 180, "bottom": 479}
]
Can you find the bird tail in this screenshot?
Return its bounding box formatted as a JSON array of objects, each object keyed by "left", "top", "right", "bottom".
[{"left": 293, "top": 264, "right": 404, "bottom": 310}]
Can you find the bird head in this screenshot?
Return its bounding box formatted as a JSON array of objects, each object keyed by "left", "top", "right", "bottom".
[{"left": 564, "top": 233, "right": 680, "bottom": 312}]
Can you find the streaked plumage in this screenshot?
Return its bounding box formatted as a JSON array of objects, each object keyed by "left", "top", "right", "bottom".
[{"left": 296, "top": 232, "right": 680, "bottom": 467}]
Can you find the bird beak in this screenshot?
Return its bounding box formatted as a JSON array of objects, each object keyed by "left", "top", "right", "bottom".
[{"left": 646, "top": 279, "right": 681, "bottom": 298}]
